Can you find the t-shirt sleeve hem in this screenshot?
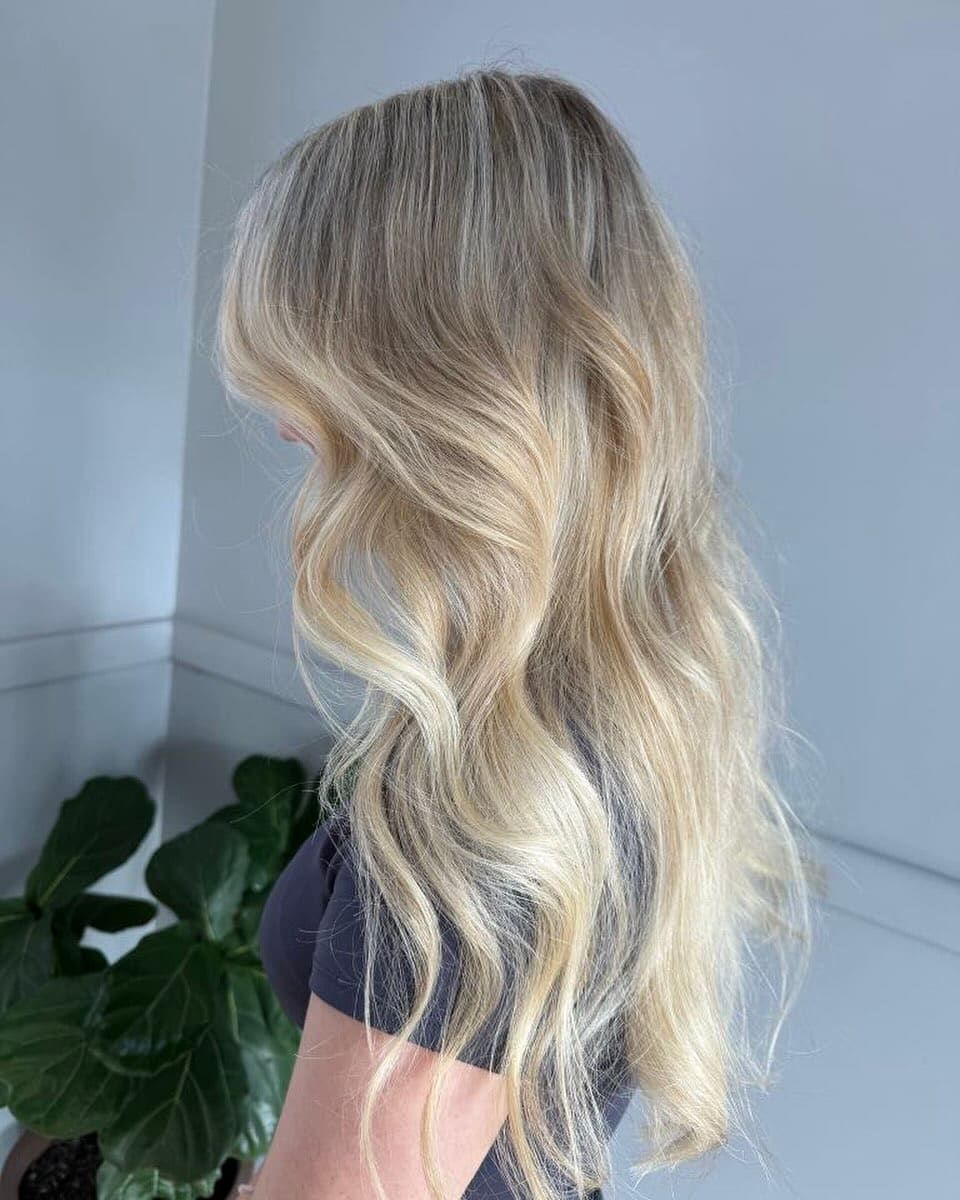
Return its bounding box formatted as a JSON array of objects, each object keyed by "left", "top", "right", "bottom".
[{"left": 308, "top": 966, "right": 504, "bottom": 1071}]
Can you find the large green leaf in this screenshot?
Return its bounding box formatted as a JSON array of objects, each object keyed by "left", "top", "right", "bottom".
[
  {"left": 236, "top": 891, "right": 267, "bottom": 948},
  {"left": 96, "top": 1160, "right": 223, "bottom": 1200},
  {"left": 226, "top": 964, "right": 299, "bottom": 1159},
  {"left": 233, "top": 754, "right": 306, "bottom": 813},
  {"left": 145, "top": 823, "right": 248, "bottom": 941},
  {"left": 95, "top": 924, "right": 224, "bottom": 1074},
  {"left": 98, "top": 1021, "right": 245, "bottom": 1182},
  {"left": 223, "top": 755, "right": 304, "bottom": 890},
  {"left": 51, "top": 927, "right": 109, "bottom": 976},
  {"left": 64, "top": 892, "right": 157, "bottom": 935},
  {"left": 219, "top": 891, "right": 267, "bottom": 966},
  {"left": 0, "top": 900, "right": 55, "bottom": 1016},
  {"left": 49, "top": 892, "right": 147, "bottom": 978},
  {"left": 0, "top": 973, "right": 129, "bottom": 1137},
  {"left": 25, "top": 777, "right": 155, "bottom": 910}
]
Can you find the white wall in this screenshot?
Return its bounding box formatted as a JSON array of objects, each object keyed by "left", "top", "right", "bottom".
[{"left": 0, "top": 0, "right": 215, "bottom": 1147}]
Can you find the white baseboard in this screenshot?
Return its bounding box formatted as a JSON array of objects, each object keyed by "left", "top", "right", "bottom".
[{"left": 0, "top": 617, "right": 172, "bottom": 692}]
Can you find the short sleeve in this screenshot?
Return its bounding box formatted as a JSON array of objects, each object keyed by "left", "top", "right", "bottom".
[{"left": 308, "top": 835, "right": 509, "bottom": 1072}]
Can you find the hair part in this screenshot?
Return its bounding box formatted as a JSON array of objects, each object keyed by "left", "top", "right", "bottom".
[{"left": 215, "top": 66, "right": 822, "bottom": 1199}]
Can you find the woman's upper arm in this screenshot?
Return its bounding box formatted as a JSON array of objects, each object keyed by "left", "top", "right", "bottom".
[{"left": 250, "top": 990, "right": 509, "bottom": 1200}]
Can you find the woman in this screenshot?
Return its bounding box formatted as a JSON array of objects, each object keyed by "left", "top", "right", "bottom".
[{"left": 215, "top": 68, "right": 819, "bottom": 1200}]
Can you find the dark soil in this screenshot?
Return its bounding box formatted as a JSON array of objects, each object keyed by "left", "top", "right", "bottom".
[
  {"left": 18, "top": 1135, "right": 99, "bottom": 1199},
  {"left": 17, "top": 1135, "right": 241, "bottom": 1200}
]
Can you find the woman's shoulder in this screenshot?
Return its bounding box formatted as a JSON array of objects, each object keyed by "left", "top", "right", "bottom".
[{"left": 305, "top": 811, "right": 513, "bottom": 1071}]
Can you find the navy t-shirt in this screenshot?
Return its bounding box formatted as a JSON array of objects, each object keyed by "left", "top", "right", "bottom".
[{"left": 259, "top": 809, "right": 635, "bottom": 1198}]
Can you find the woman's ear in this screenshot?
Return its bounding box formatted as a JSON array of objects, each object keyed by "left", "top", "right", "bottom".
[
  {"left": 277, "top": 419, "right": 303, "bottom": 443},
  {"left": 276, "top": 418, "right": 322, "bottom": 453}
]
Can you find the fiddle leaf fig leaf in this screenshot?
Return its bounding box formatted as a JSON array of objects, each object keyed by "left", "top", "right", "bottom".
[
  {"left": 145, "top": 823, "right": 248, "bottom": 941},
  {"left": 51, "top": 927, "right": 109, "bottom": 976},
  {"left": 96, "top": 924, "right": 225, "bottom": 1074},
  {"left": 232, "top": 754, "right": 306, "bottom": 812},
  {"left": 98, "top": 1021, "right": 245, "bottom": 1183},
  {"left": 0, "top": 901, "right": 55, "bottom": 1016},
  {"left": 226, "top": 964, "right": 299, "bottom": 1159},
  {"left": 96, "top": 1160, "right": 223, "bottom": 1200},
  {"left": 222, "top": 755, "right": 304, "bottom": 891},
  {"left": 25, "top": 777, "right": 155, "bottom": 910},
  {"left": 219, "top": 891, "right": 267, "bottom": 963},
  {"left": 0, "top": 973, "right": 129, "bottom": 1137},
  {"left": 236, "top": 891, "right": 267, "bottom": 948},
  {"left": 50, "top": 898, "right": 122, "bottom": 977},
  {"left": 64, "top": 892, "right": 157, "bottom": 936}
]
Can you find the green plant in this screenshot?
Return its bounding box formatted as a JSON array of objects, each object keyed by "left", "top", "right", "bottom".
[
  {"left": 0, "top": 776, "right": 157, "bottom": 1015},
  {"left": 0, "top": 754, "right": 352, "bottom": 1199}
]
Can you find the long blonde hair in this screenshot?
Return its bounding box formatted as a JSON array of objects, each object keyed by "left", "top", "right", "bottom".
[{"left": 214, "top": 67, "right": 821, "bottom": 1200}]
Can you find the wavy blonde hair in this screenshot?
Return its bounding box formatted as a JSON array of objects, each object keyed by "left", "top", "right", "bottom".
[{"left": 214, "top": 67, "right": 821, "bottom": 1200}]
